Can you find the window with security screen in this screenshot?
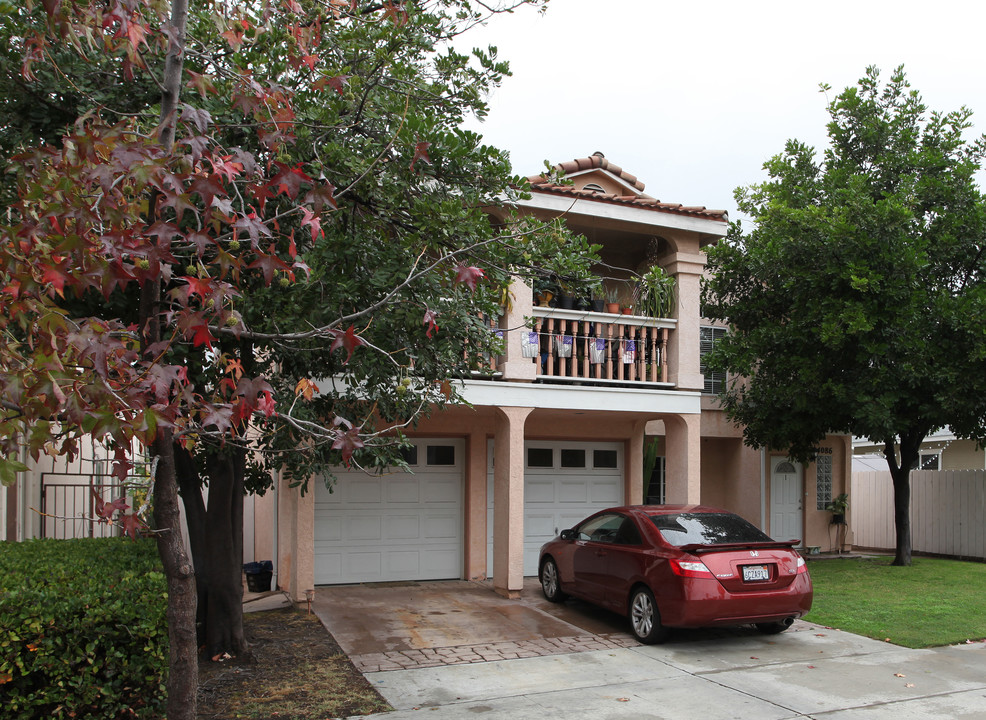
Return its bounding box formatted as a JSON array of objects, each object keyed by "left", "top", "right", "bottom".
[
  {"left": 816, "top": 454, "right": 833, "bottom": 510},
  {"left": 700, "top": 326, "right": 727, "bottom": 395},
  {"left": 920, "top": 453, "right": 940, "bottom": 470}
]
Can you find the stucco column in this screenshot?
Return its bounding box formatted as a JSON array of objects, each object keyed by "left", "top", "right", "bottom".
[
  {"left": 252, "top": 491, "right": 275, "bottom": 563},
  {"left": 627, "top": 420, "right": 648, "bottom": 504},
  {"left": 498, "top": 277, "right": 537, "bottom": 382},
  {"left": 664, "top": 253, "right": 706, "bottom": 392},
  {"left": 277, "top": 473, "right": 315, "bottom": 602},
  {"left": 664, "top": 414, "right": 702, "bottom": 504},
  {"left": 493, "top": 405, "right": 533, "bottom": 598},
  {"left": 464, "top": 429, "right": 488, "bottom": 580}
]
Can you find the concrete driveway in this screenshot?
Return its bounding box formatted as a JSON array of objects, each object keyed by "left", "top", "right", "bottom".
[{"left": 312, "top": 579, "right": 986, "bottom": 718}]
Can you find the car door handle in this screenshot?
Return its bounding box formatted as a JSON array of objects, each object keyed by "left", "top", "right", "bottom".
[{"left": 595, "top": 549, "right": 607, "bottom": 557}]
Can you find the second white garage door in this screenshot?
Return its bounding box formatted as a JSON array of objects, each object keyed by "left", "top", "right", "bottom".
[
  {"left": 314, "top": 439, "right": 463, "bottom": 585},
  {"left": 487, "top": 440, "right": 624, "bottom": 576}
]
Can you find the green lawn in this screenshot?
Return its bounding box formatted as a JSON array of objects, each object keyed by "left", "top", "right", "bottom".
[{"left": 804, "top": 556, "right": 986, "bottom": 648}]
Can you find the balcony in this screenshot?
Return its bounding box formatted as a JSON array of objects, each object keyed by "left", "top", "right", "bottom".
[
  {"left": 527, "top": 306, "right": 672, "bottom": 385},
  {"left": 474, "top": 305, "right": 674, "bottom": 388}
]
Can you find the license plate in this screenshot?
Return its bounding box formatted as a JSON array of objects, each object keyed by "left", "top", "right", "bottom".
[{"left": 742, "top": 564, "right": 769, "bottom": 582}]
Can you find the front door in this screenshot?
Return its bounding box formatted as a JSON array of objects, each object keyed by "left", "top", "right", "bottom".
[{"left": 770, "top": 457, "right": 803, "bottom": 545}]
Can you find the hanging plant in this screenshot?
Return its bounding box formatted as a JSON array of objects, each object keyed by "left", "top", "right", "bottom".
[{"left": 636, "top": 266, "right": 677, "bottom": 318}]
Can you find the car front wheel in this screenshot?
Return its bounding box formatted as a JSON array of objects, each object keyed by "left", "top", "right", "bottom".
[
  {"left": 629, "top": 587, "right": 667, "bottom": 644},
  {"left": 540, "top": 558, "right": 567, "bottom": 603}
]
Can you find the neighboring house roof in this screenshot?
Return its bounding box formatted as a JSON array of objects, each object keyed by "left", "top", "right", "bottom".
[{"left": 524, "top": 152, "right": 729, "bottom": 224}]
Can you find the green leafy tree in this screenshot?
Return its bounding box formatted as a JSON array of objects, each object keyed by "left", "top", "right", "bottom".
[
  {"left": 702, "top": 66, "right": 986, "bottom": 567},
  {"left": 0, "top": 1, "right": 597, "bottom": 717}
]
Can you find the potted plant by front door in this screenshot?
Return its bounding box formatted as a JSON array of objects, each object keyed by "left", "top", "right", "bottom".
[{"left": 825, "top": 493, "right": 849, "bottom": 525}]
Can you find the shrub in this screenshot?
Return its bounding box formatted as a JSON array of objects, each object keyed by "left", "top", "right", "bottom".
[{"left": 0, "top": 537, "right": 168, "bottom": 719}]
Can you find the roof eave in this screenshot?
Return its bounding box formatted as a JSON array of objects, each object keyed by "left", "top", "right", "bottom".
[{"left": 509, "top": 191, "right": 728, "bottom": 239}]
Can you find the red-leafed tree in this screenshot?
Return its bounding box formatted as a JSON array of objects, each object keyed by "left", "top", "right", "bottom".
[{"left": 0, "top": 1, "right": 598, "bottom": 717}]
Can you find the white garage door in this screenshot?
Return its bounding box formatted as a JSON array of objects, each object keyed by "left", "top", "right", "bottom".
[
  {"left": 487, "top": 441, "right": 624, "bottom": 576},
  {"left": 314, "top": 439, "right": 463, "bottom": 584}
]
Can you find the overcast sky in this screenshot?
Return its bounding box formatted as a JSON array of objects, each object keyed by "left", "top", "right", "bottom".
[{"left": 455, "top": 0, "right": 986, "bottom": 222}]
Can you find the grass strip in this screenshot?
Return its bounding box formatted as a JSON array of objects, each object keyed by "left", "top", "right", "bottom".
[{"left": 805, "top": 556, "right": 986, "bottom": 648}]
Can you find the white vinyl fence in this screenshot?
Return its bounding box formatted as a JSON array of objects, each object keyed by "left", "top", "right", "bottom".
[{"left": 851, "top": 470, "right": 986, "bottom": 560}]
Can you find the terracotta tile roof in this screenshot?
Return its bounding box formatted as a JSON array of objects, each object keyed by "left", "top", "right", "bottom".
[
  {"left": 524, "top": 153, "right": 729, "bottom": 223},
  {"left": 550, "top": 154, "right": 648, "bottom": 193}
]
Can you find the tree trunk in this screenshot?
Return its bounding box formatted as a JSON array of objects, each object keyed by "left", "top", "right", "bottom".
[
  {"left": 203, "top": 449, "right": 250, "bottom": 658},
  {"left": 175, "top": 445, "right": 208, "bottom": 646},
  {"left": 149, "top": 2, "right": 198, "bottom": 714},
  {"left": 151, "top": 433, "right": 199, "bottom": 720},
  {"left": 888, "top": 462, "right": 912, "bottom": 566},
  {"left": 884, "top": 433, "right": 923, "bottom": 567},
  {"left": 176, "top": 444, "right": 250, "bottom": 659}
]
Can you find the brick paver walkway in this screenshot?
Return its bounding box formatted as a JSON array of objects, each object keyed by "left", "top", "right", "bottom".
[{"left": 351, "top": 633, "right": 639, "bottom": 672}]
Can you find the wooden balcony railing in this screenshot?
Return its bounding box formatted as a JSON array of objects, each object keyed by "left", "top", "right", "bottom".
[{"left": 520, "top": 307, "right": 673, "bottom": 386}]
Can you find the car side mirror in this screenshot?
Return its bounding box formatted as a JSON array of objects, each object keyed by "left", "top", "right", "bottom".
[{"left": 560, "top": 528, "right": 576, "bottom": 541}]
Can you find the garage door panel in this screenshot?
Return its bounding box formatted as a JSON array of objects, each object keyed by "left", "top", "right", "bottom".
[
  {"left": 557, "top": 478, "right": 589, "bottom": 503},
  {"left": 314, "top": 439, "right": 463, "bottom": 584},
  {"left": 314, "top": 552, "right": 341, "bottom": 580},
  {"left": 423, "top": 477, "right": 459, "bottom": 503},
  {"left": 523, "top": 547, "right": 541, "bottom": 575},
  {"left": 590, "top": 480, "right": 622, "bottom": 504},
  {"left": 525, "top": 513, "right": 557, "bottom": 539},
  {"left": 319, "top": 487, "right": 343, "bottom": 504},
  {"left": 349, "top": 479, "right": 382, "bottom": 503},
  {"left": 386, "top": 514, "right": 420, "bottom": 540},
  {"left": 348, "top": 515, "right": 383, "bottom": 542},
  {"left": 525, "top": 478, "right": 556, "bottom": 503},
  {"left": 421, "top": 549, "right": 458, "bottom": 573},
  {"left": 422, "top": 514, "right": 458, "bottom": 539},
  {"left": 314, "top": 519, "right": 342, "bottom": 542},
  {"left": 385, "top": 551, "right": 419, "bottom": 576},
  {"left": 386, "top": 478, "right": 419, "bottom": 503},
  {"left": 347, "top": 552, "right": 382, "bottom": 577}
]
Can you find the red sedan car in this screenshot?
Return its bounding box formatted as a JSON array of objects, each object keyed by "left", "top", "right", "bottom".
[{"left": 538, "top": 505, "right": 812, "bottom": 643}]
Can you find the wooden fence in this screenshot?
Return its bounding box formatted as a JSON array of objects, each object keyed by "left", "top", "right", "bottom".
[{"left": 851, "top": 470, "right": 986, "bottom": 560}]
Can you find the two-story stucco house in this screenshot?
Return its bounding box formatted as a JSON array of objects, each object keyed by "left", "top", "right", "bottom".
[{"left": 254, "top": 153, "right": 852, "bottom": 601}]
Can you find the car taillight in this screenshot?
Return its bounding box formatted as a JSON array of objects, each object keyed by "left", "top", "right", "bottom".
[
  {"left": 795, "top": 556, "right": 808, "bottom": 574},
  {"left": 669, "top": 559, "right": 713, "bottom": 578}
]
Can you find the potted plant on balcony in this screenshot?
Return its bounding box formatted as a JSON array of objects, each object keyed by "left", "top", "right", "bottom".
[
  {"left": 533, "top": 276, "right": 558, "bottom": 307},
  {"left": 620, "top": 284, "right": 635, "bottom": 315},
  {"left": 636, "top": 266, "right": 677, "bottom": 318},
  {"left": 538, "top": 230, "right": 601, "bottom": 310},
  {"left": 579, "top": 274, "right": 603, "bottom": 311},
  {"left": 604, "top": 285, "right": 622, "bottom": 314},
  {"left": 556, "top": 267, "right": 600, "bottom": 310}
]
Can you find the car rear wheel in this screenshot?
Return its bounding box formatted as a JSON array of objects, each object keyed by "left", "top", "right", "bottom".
[
  {"left": 629, "top": 587, "right": 667, "bottom": 644},
  {"left": 540, "top": 558, "right": 567, "bottom": 603}
]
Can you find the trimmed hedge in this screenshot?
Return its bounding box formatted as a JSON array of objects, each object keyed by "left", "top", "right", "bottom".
[{"left": 0, "top": 537, "right": 168, "bottom": 719}]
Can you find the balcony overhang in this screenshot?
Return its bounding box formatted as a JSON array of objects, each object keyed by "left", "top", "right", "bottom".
[
  {"left": 509, "top": 193, "right": 729, "bottom": 238},
  {"left": 459, "top": 379, "right": 701, "bottom": 415}
]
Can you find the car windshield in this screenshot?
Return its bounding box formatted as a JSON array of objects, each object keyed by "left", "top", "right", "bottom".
[{"left": 650, "top": 512, "right": 773, "bottom": 547}]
